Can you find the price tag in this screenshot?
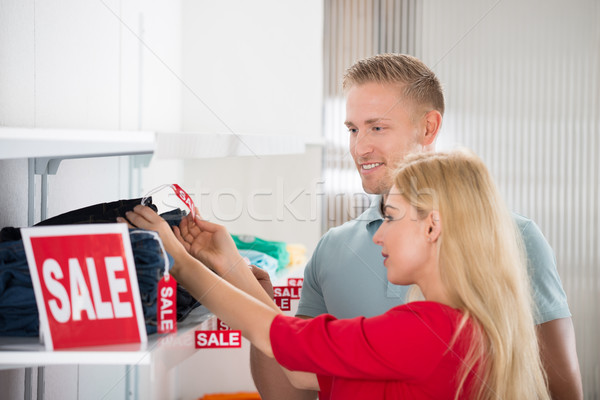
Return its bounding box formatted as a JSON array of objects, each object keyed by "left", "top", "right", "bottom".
[
  {"left": 141, "top": 183, "right": 197, "bottom": 220},
  {"left": 21, "top": 224, "right": 147, "bottom": 350},
  {"left": 170, "top": 184, "right": 196, "bottom": 220},
  {"left": 157, "top": 275, "right": 177, "bottom": 334}
]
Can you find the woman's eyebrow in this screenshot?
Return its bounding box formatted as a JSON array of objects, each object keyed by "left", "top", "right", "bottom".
[{"left": 383, "top": 204, "right": 399, "bottom": 212}]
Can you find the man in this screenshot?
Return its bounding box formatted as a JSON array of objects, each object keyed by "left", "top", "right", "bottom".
[{"left": 250, "top": 54, "right": 582, "bottom": 399}]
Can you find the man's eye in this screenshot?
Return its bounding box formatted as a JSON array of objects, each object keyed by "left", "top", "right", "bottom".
[
  {"left": 348, "top": 128, "right": 358, "bottom": 134},
  {"left": 371, "top": 126, "right": 383, "bottom": 132}
]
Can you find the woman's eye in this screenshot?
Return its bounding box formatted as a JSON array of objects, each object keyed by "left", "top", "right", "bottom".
[{"left": 383, "top": 214, "right": 394, "bottom": 222}]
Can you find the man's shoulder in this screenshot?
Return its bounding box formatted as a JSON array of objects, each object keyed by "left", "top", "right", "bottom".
[
  {"left": 511, "top": 212, "right": 549, "bottom": 245},
  {"left": 512, "top": 212, "right": 534, "bottom": 231}
]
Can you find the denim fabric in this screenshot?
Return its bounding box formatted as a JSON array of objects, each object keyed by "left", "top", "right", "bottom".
[
  {"left": 129, "top": 230, "right": 168, "bottom": 335},
  {"left": 0, "top": 198, "right": 158, "bottom": 244},
  {"left": 0, "top": 240, "right": 39, "bottom": 336},
  {"left": 0, "top": 227, "right": 21, "bottom": 242},
  {"left": 160, "top": 208, "right": 188, "bottom": 228},
  {"left": 0, "top": 230, "right": 166, "bottom": 336},
  {"left": 0, "top": 200, "right": 199, "bottom": 336},
  {"left": 34, "top": 197, "right": 157, "bottom": 227},
  {"left": 158, "top": 209, "right": 201, "bottom": 320}
]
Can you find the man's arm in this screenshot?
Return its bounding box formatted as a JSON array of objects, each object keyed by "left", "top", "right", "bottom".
[
  {"left": 249, "top": 264, "right": 318, "bottom": 399},
  {"left": 537, "top": 317, "right": 583, "bottom": 400},
  {"left": 514, "top": 216, "right": 582, "bottom": 399},
  {"left": 250, "top": 341, "right": 318, "bottom": 400}
]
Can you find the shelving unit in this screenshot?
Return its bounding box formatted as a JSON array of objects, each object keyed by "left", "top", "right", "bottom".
[
  {"left": 0, "top": 306, "right": 214, "bottom": 370},
  {"left": 0, "top": 128, "right": 155, "bottom": 161},
  {"left": 0, "top": 127, "right": 307, "bottom": 225},
  {"left": 0, "top": 127, "right": 309, "bottom": 399},
  {"left": 0, "top": 127, "right": 306, "bottom": 161}
]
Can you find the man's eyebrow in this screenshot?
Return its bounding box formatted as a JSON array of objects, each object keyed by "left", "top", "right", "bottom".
[
  {"left": 364, "top": 117, "right": 391, "bottom": 125},
  {"left": 344, "top": 117, "right": 391, "bottom": 127}
]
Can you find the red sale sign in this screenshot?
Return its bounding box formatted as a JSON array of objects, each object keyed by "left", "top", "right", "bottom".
[
  {"left": 274, "top": 296, "right": 291, "bottom": 311},
  {"left": 171, "top": 184, "right": 196, "bottom": 220},
  {"left": 157, "top": 275, "right": 177, "bottom": 334},
  {"left": 273, "top": 286, "right": 301, "bottom": 299},
  {"left": 216, "top": 319, "right": 231, "bottom": 330},
  {"left": 195, "top": 330, "right": 242, "bottom": 349},
  {"left": 287, "top": 278, "right": 303, "bottom": 287},
  {"left": 21, "top": 224, "right": 147, "bottom": 350}
]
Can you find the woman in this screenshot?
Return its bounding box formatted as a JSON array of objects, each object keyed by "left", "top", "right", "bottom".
[{"left": 121, "top": 149, "right": 550, "bottom": 399}]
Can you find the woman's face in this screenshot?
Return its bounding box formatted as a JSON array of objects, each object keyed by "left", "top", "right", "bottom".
[{"left": 373, "top": 186, "right": 433, "bottom": 285}]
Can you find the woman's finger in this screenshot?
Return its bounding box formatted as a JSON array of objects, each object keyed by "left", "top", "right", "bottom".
[
  {"left": 133, "top": 205, "right": 161, "bottom": 222},
  {"left": 179, "top": 215, "right": 192, "bottom": 239},
  {"left": 173, "top": 226, "right": 190, "bottom": 251},
  {"left": 116, "top": 217, "right": 136, "bottom": 229},
  {"left": 124, "top": 210, "right": 151, "bottom": 230},
  {"left": 193, "top": 216, "right": 223, "bottom": 234}
]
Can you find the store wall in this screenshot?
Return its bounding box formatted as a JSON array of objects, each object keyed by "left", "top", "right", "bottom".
[
  {"left": 180, "top": 0, "right": 323, "bottom": 252},
  {"left": 418, "top": 0, "right": 600, "bottom": 396},
  {"left": 0, "top": 0, "right": 183, "bottom": 398},
  {"left": 1, "top": 0, "right": 323, "bottom": 398},
  {"left": 176, "top": 1, "right": 323, "bottom": 397}
]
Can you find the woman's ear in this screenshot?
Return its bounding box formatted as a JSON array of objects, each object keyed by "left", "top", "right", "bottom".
[{"left": 426, "top": 210, "right": 442, "bottom": 242}]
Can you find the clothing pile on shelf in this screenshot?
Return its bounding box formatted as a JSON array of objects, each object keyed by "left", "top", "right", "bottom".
[
  {"left": 232, "top": 234, "right": 307, "bottom": 281},
  {"left": 0, "top": 197, "right": 200, "bottom": 337}
]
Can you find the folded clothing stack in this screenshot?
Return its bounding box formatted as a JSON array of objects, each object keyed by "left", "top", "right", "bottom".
[
  {"left": 232, "top": 234, "right": 289, "bottom": 273},
  {"left": 0, "top": 230, "right": 166, "bottom": 336},
  {"left": 233, "top": 234, "right": 307, "bottom": 279},
  {"left": 0, "top": 197, "right": 200, "bottom": 337}
]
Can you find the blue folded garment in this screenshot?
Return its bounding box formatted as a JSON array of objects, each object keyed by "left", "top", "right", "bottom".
[{"left": 239, "top": 249, "right": 279, "bottom": 280}]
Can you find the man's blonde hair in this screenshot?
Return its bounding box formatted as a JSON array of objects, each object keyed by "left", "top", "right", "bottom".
[
  {"left": 343, "top": 53, "right": 445, "bottom": 116},
  {"left": 394, "top": 149, "right": 549, "bottom": 400}
]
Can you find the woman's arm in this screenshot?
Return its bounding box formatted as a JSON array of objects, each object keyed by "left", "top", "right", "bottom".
[
  {"left": 121, "top": 206, "right": 279, "bottom": 356},
  {"left": 122, "top": 206, "right": 319, "bottom": 389}
]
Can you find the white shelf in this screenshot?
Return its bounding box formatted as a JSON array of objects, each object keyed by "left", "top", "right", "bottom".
[
  {"left": 0, "top": 127, "right": 155, "bottom": 160},
  {"left": 154, "top": 131, "right": 306, "bottom": 159},
  {"left": 0, "top": 127, "right": 307, "bottom": 161},
  {"left": 0, "top": 306, "right": 215, "bottom": 370}
]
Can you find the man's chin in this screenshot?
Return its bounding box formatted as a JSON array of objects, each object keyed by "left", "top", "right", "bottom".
[
  {"left": 361, "top": 182, "right": 387, "bottom": 195},
  {"left": 359, "top": 171, "right": 392, "bottom": 195}
]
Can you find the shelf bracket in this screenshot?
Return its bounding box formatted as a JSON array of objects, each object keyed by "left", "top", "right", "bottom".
[
  {"left": 27, "top": 158, "right": 64, "bottom": 225},
  {"left": 34, "top": 157, "right": 62, "bottom": 175}
]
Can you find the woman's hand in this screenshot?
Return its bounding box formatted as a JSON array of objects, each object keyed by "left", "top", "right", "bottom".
[
  {"left": 174, "top": 212, "right": 245, "bottom": 275},
  {"left": 117, "top": 205, "right": 187, "bottom": 261}
]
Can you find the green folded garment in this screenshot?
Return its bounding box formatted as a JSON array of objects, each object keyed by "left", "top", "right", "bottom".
[{"left": 232, "top": 234, "right": 290, "bottom": 272}]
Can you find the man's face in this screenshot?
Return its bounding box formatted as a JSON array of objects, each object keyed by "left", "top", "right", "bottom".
[{"left": 345, "top": 82, "right": 424, "bottom": 194}]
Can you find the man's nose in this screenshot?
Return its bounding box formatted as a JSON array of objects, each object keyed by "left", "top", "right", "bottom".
[{"left": 353, "top": 129, "right": 374, "bottom": 157}]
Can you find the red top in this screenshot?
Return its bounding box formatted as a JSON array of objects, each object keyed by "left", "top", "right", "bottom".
[{"left": 270, "top": 301, "right": 478, "bottom": 400}]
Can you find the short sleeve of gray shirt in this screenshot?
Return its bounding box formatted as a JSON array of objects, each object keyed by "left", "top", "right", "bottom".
[{"left": 515, "top": 213, "right": 571, "bottom": 324}]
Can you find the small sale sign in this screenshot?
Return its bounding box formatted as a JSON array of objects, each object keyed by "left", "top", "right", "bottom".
[{"left": 21, "top": 224, "right": 147, "bottom": 350}]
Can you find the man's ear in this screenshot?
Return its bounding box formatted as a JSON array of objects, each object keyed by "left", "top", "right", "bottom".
[
  {"left": 426, "top": 210, "right": 442, "bottom": 242},
  {"left": 422, "top": 110, "right": 442, "bottom": 146}
]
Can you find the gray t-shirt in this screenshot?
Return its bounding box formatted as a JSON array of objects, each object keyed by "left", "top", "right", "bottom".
[{"left": 297, "top": 196, "right": 571, "bottom": 324}]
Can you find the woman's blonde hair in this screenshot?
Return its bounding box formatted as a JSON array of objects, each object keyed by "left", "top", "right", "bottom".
[{"left": 394, "top": 149, "right": 549, "bottom": 400}]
